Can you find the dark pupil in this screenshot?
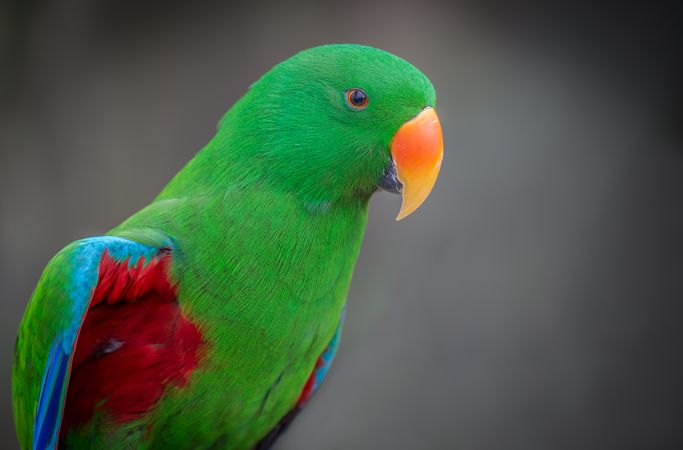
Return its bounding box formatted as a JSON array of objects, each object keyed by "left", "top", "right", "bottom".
[{"left": 350, "top": 90, "right": 366, "bottom": 106}]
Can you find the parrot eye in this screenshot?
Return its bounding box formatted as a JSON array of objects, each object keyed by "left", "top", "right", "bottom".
[{"left": 345, "top": 88, "right": 369, "bottom": 110}]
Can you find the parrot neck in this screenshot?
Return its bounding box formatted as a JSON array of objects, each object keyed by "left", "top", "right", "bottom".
[
  {"left": 159, "top": 136, "right": 374, "bottom": 211},
  {"left": 156, "top": 86, "right": 379, "bottom": 208}
]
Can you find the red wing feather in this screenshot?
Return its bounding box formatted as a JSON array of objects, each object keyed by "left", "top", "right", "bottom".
[{"left": 60, "top": 250, "right": 203, "bottom": 435}]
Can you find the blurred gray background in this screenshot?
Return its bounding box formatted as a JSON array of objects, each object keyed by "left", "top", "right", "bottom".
[{"left": 2, "top": 1, "right": 683, "bottom": 449}]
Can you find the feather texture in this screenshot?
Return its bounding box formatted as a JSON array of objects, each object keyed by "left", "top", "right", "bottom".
[{"left": 13, "top": 44, "right": 437, "bottom": 449}]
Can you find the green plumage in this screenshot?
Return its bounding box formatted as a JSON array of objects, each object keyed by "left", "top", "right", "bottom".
[{"left": 13, "top": 44, "right": 436, "bottom": 449}]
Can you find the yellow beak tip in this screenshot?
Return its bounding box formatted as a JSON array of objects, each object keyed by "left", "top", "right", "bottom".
[{"left": 395, "top": 203, "right": 415, "bottom": 221}]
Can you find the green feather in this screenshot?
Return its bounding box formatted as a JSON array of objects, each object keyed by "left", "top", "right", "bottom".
[{"left": 13, "top": 44, "right": 436, "bottom": 449}]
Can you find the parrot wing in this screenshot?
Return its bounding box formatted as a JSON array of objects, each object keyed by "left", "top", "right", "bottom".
[
  {"left": 13, "top": 235, "right": 202, "bottom": 450},
  {"left": 255, "top": 311, "right": 344, "bottom": 450}
]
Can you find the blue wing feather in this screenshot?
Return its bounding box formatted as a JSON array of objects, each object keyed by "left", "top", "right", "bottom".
[
  {"left": 311, "top": 309, "right": 344, "bottom": 393},
  {"left": 32, "top": 339, "right": 68, "bottom": 450}
]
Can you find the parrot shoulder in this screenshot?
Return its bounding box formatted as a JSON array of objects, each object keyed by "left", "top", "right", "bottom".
[{"left": 13, "top": 235, "right": 203, "bottom": 450}]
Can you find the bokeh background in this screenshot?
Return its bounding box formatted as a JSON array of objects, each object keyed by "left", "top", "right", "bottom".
[{"left": 2, "top": 1, "right": 683, "bottom": 449}]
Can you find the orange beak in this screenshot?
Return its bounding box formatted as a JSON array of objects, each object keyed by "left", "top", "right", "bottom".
[{"left": 390, "top": 107, "right": 444, "bottom": 220}]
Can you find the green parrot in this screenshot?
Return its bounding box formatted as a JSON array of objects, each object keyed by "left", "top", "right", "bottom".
[{"left": 12, "top": 44, "right": 444, "bottom": 449}]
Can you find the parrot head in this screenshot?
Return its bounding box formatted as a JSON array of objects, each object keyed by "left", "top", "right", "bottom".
[{"left": 217, "top": 44, "right": 443, "bottom": 220}]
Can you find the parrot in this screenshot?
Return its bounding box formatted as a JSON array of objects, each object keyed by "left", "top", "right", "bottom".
[{"left": 12, "top": 44, "right": 444, "bottom": 449}]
